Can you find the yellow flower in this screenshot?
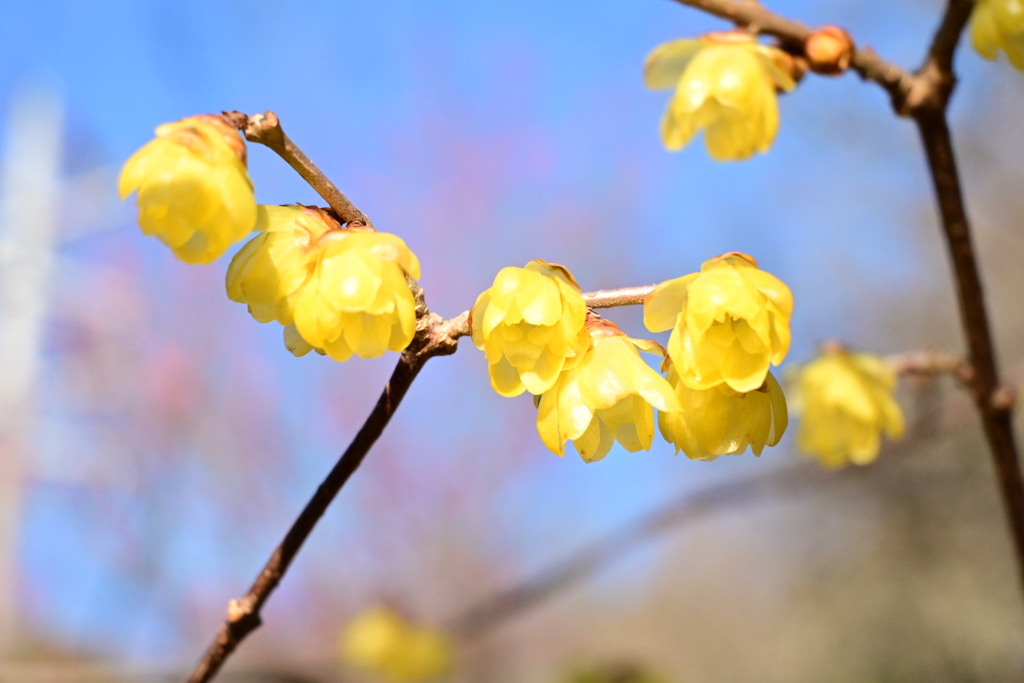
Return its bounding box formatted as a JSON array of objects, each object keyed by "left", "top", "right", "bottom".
[
  {"left": 970, "top": 0, "right": 1024, "bottom": 70},
  {"left": 119, "top": 115, "right": 257, "bottom": 264},
  {"left": 341, "top": 607, "right": 453, "bottom": 683},
  {"left": 470, "top": 260, "right": 589, "bottom": 397},
  {"left": 792, "top": 350, "right": 905, "bottom": 468},
  {"left": 226, "top": 205, "right": 420, "bottom": 361},
  {"left": 567, "top": 664, "right": 666, "bottom": 683},
  {"left": 643, "top": 32, "right": 796, "bottom": 161},
  {"left": 537, "top": 320, "right": 680, "bottom": 463},
  {"left": 644, "top": 253, "right": 792, "bottom": 394},
  {"left": 659, "top": 361, "right": 787, "bottom": 461}
]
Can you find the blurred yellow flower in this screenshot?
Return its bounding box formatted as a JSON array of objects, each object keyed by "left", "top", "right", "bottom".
[
  {"left": 970, "top": 0, "right": 1024, "bottom": 70},
  {"left": 226, "top": 205, "right": 421, "bottom": 361},
  {"left": 643, "top": 32, "right": 796, "bottom": 161},
  {"left": 537, "top": 319, "right": 680, "bottom": 463},
  {"left": 644, "top": 252, "right": 792, "bottom": 394},
  {"left": 341, "top": 607, "right": 453, "bottom": 683},
  {"left": 567, "top": 663, "right": 666, "bottom": 683},
  {"left": 471, "top": 260, "right": 589, "bottom": 397},
  {"left": 660, "top": 361, "right": 787, "bottom": 460},
  {"left": 119, "top": 115, "right": 257, "bottom": 264},
  {"left": 792, "top": 350, "right": 905, "bottom": 468}
]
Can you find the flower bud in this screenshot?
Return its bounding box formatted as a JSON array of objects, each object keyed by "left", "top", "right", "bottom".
[
  {"left": 119, "top": 115, "right": 257, "bottom": 264},
  {"left": 804, "top": 26, "right": 855, "bottom": 75}
]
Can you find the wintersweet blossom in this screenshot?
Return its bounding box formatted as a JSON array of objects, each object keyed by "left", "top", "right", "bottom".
[
  {"left": 792, "top": 350, "right": 905, "bottom": 468},
  {"left": 643, "top": 32, "right": 796, "bottom": 161},
  {"left": 226, "top": 204, "right": 420, "bottom": 361},
  {"left": 471, "top": 260, "right": 589, "bottom": 397},
  {"left": 119, "top": 115, "right": 256, "bottom": 264},
  {"left": 643, "top": 253, "right": 793, "bottom": 394},
  {"left": 536, "top": 319, "right": 680, "bottom": 463},
  {"left": 659, "top": 360, "right": 787, "bottom": 461},
  {"left": 341, "top": 607, "right": 453, "bottom": 683},
  {"left": 971, "top": 0, "right": 1024, "bottom": 70}
]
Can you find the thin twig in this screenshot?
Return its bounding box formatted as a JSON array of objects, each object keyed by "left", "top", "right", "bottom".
[
  {"left": 186, "top": 309, "right": 465, "bottom": 683},
  {"left": 582, "top": 285, "right": 656, "bottom": 308},
  {"left": 926, "top": 0, "right": 974, "bottom": 74},
  {"left": 885, "top": 348, "right": 972, "bottom": 384},
  {"left": 222, "top": 111, "right": 373, "bottom": 227}
]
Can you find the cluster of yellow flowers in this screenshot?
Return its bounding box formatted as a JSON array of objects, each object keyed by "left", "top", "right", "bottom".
[
  {"left": 971, "top": 0, "right": 1024, "bottom": 70},
  {"left": 120, "top": 116, "right": 908, "bottom": 471},
  {"left": 341, "top": 607, "right": 453, "bottom": 682},
  {"left": 120, "top": 116, "right": 422, "bottom": 361},
  {"left": 472, "top": 254, "right": 793, "bottom": 463}
]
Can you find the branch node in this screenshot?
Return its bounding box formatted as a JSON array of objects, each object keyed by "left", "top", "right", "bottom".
[{"left": 993, "top": 386, "right": 1017, "bottom": 413}]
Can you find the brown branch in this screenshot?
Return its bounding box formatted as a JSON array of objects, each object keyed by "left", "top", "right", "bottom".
[
  {"left": 222, "top": 110, "right": 372, "bottom": 227},
  {"left": 885, "top": 348, "right": 973, "bottom": 384},
  {"left": 926, "top": 0, "right": 974, "bottom": 74},
  {"left": 901, "top": 0, "right": 1024, "bottom": 596},
  {"left": 582, "top": 285, "right": 656, "bottom": 308},
  {"left": 185, "top": 309, "right": 465, "bottom": 683},
  {"left": 912, "top": 111, "right": 1024, "bottom": 590}
]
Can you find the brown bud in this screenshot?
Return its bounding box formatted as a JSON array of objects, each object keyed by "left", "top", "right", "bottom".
[
  {"left": 770, "top": 49, "right": 808, "bottom": 88},
  {"left": 805, "top": 26, "right": 855, "bottom": 76}
]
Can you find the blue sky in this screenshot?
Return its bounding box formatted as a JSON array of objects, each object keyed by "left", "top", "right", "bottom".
[{"left": 1, "top": 0, "right": 1014, "bottom": 668}]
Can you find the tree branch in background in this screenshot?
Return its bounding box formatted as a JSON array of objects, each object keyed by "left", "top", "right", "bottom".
[
  {"left": 222, "top": 111, "right": 373, "bottom": 227},
  {"left": 446, "top": 462, "right": 823, "bottom": 639},
  {"left": 186, "top": 308, "right": 466, "bottom": 683},
  {"left": 673, "top": 0, "right": 1024, "bottom": 597}
]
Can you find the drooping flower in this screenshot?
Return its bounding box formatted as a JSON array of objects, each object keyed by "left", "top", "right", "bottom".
[
  {"left": 226, "top": 204, "right": 420, "bottom": 361},
  {"left": 644, "top": 253, "right": 792, "bottom": 394},
  {"left": 643, "top": 32, "right": 796, "bottom": 161},
  {"left": 341, "top": 607, "right": 453, "bottom": 683},
  {"left": 659, "top": 360, "right": 787, "bottom": 461},
  {"left": 119, "top": 115, "right": 257, "bottom": 264},
  {"left": 536, "top": 319, "right": 680, "bottom": 463},
  {"left": 791, "top": 349, "right": 905, "bottom": 468},
  {"left": 970, "top": 0, "right": 1024, "bottom": 71},
  {"left": 471, "top": 260, "right": 589, "bottom": 397}
]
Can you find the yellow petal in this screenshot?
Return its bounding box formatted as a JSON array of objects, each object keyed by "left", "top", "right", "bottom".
[
  {"left": 644, "top": 39, "right": 703, "bottom": 89},
  {"left": 489, "top": 356, "right": 526, "bottom": 397},
  {"left": 644, "top": 274, "right": 696, "bottom": 332}
]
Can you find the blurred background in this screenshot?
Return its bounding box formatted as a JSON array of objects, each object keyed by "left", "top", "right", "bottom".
[{"left": 1, "top": 0, "right": 1024, "bottom": 681}]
